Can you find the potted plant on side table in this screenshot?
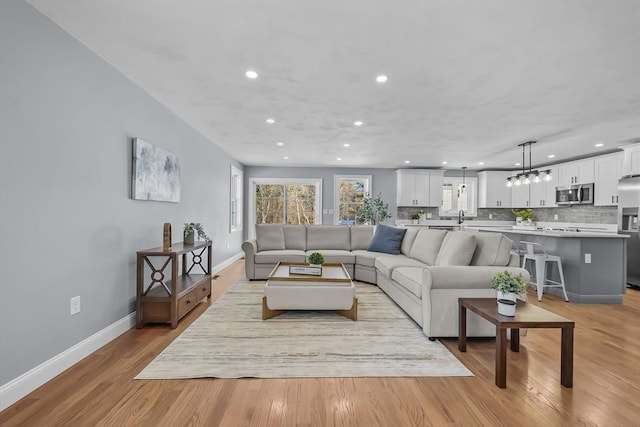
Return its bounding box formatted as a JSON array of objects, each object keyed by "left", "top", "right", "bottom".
[{"left": 491, "top": 271, "right": 527, "bottom": 316}]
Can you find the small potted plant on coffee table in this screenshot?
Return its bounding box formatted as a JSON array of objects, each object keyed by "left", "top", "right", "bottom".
[
  {"left": 308, "top": 252, "right": 325, "bottom": 267},
  {"left": 491, "top": 271, "right": 527, "bottom": 316}
]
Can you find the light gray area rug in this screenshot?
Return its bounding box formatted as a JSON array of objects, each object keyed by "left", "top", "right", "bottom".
[{"left": 136, "top": 280, "right": 472, "bottom": 379}]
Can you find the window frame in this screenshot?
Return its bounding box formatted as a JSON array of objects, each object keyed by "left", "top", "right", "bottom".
[
  {"left": 230, "top": 165, "right": 243, "bottom": 233},
  {"left": 333, "top": 175, "right": 372, "bottom": 225},
  {"left": 248, "top": 177, "right": 323, "bottom": 239},
  {"left": 439, "top": 176, "right": 478, "bottom": 217}
]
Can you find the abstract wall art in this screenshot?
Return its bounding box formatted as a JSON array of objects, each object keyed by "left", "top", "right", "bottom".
[{"left": 132, "top": 137, "right": 181, "bottom": 202}]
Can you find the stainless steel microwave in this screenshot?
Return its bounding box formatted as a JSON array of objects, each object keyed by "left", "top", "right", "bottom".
[{"left": 555, "top": 183, "right": 594, "bottom": 205}]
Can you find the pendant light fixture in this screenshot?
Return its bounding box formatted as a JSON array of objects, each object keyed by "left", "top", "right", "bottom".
[{"left": 505, "top": 141, "right": 552, "bottom": 187}]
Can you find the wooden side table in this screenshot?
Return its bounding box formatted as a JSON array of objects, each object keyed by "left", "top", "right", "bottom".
[{"left": 458, "top": 297, "right": 574, "bottom": 388}]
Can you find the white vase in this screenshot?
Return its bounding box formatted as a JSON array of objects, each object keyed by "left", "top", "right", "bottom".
[
  {"left": 498, "top": 299, "right": 516, "bottom": 316},
  {"left": 497, "top": 291, "right": 517, "bottom": 303}
]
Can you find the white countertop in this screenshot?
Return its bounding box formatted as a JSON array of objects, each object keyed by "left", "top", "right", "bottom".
[{"left": 466, "top": 226, "right": 627, "bottom": 239}]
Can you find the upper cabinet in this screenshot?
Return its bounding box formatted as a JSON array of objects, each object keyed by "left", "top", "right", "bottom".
[
  {"left": 529, "top": 166, "right": 558, "bottom": 208},
  {"left": 557, "top": 159, "right": 595, "bottom": 187},
  {"left": 478, "top": 171, "right": 512, "bottom": 208},
  {"left": 621, "top": 143, "right": 640, "bottom": 177},
  {"left": 510, "top": 183, "right": 531, "bottom": 208},
  {"left": 396, "top": 169, "right": 444, "bottom": 207},
  {"left": 594, "top": 152, "right": 623, "bottom": 206}
]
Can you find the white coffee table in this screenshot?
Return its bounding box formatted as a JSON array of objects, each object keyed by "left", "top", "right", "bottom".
[{"left": 263, "top": 262, "right": 357, "bottom": 320}]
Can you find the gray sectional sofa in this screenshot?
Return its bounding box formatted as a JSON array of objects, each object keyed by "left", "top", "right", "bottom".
[{"left": 242, "top": 224, "right": 530, "bottom": 339}]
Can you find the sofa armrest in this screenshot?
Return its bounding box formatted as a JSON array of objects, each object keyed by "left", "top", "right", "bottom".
[
  {"left": 422, "top": 266, "right": 531, "bottom": 290},
  {"left": 242, "top": 239, "right": 258, "bottom": 280},
  {"left": 507, "top": 253, "right": 520, "bottom": 267},
  {"left": 242, "top": 239, "right": 258, "bottom": 256}
]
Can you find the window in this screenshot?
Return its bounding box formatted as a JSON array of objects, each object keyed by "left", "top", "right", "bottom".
[
  {"left": 230, "top": 166, "right": 243, "bottom": 232},
  {"left": 334, "top": 175, "right": 371, "bottom": 224},
  {"left": 248, "top": 178, "right": 322, "bottom": 238},
  {"left": 439, "top": 177, "right": 477, "bottom": 217}
]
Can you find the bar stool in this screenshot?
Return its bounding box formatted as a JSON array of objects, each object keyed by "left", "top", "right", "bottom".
[{"left": 520, "top": 241, "right": 569, "bottom": 302}]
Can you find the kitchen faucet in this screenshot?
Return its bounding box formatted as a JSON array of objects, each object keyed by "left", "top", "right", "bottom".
[{"left": 458, "top": 210, "right": 465, "bottom": 224}]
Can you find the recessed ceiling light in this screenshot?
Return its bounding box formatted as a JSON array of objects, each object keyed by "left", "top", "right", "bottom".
[
  {"left": 478, "top": 162, "right": 485, "bottom": 165},
  {"left": 276, "top": 142, "right": 284, "bottom": 147},
  {"left": 354, "top": 121, "right": 363, "bottom": 126},
  {"left": 404, "top": 160, "right": 410, "bottom": 164},
  {"left": 343, "top": 143, "right": 350, "bottom": 147},
  {"left": 548, "top": 154, "right": 556, "bottom": 158},
  {"left": 266, "top": 118, "right": 275, "bottom": 124},
  {"left": 376, "top": 75, "right": 388, "bottom": 83},
  {"left": 515, "top": 163, "right": 521, "bottom": 166},
  {"left": 283, "top": 156, "right": 289, "bottom": 160},
  {"left": 442, "top": 161, "right": 447, "bottom": 165},
  {"left": 245, "top": 70, "right": 258, "bottom": 79},
  {"left": 595, "top": 143, "right": 604, "bottom": 147},
  {"left": 337, "top": 157, "right": 342, "bottom": 161}
]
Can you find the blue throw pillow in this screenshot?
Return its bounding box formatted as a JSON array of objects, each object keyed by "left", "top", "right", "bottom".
[{"left": 367, "top": 224, "right": 407, "bottom": 255}]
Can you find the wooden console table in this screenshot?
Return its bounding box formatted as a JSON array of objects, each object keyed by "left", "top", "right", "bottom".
[
  {"left": 458, "top": 298, "right": 574, "bottom": 388},
  {"left": 136, "top": 241, "right": 212, "bottom": 328}
]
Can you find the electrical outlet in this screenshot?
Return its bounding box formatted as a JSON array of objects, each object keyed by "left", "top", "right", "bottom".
[
  {"left": 489, "top": 214, "right": 493, "bottom": 220},
  {"left": 554, "top": 214, "right": 559, "bottom": 220},
  {"left": 426, "top": 213, "right": 432, "bottom": 219},
  {"left": 226, "top": 241, "right": 230, "bottom": 249},
  {"left": 70, "top": 296, "right": 81, "bottom": 316},
  {"left": 585, "top": 253, "right": 591, "bottom": 264}
]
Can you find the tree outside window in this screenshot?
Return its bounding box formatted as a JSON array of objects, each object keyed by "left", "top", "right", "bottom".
[{"left": 334, "top": 175, "right": 371, "bottom": 224}]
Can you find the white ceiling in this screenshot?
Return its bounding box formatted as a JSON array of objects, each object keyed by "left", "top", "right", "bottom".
[{"left": 29, "top": 0, "right": 640, "bottom": 170}]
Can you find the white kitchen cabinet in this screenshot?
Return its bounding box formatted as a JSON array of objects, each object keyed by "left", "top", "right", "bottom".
[
  {"left": 529, "top": 166, "right": 558, "bottom": 207},
  {"left": 557, "top": 159, "right": 595, "bottom": 186},
  {"left": 595, "top": 152, "right": 623, "bottom": 206},
  {"left": 396, "top": 169, "right": 443, "bottom": 207},
  {"left": 478, "top": 171, "right": 512, "bottom": 208},
  {"left": 621, "top": 143, "right": 640, "bottom": 177},
  {"left": 428, "top": 170, "right": 444, "bottom": 208},
  {"left": 510, "top": 182, "right": 531, "bottom": 208}
]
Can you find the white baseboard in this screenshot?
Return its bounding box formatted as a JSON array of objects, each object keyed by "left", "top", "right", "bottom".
[
  {"left": 0, "top": 313, "right": 136, "bottom": 412},
  {"left": 0, "top": 252, "right": 244, "bottom": 412},
  {"left": 212, "top": 251, "right": 244, "bottom": 275}
]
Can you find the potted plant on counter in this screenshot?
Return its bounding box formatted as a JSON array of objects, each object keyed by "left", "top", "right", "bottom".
[
  {"left": 491, "top": 271, "right": 528, "bottom": 316},
  {"left": 512, "top": 208, "right": 534, "bottom": 226}
]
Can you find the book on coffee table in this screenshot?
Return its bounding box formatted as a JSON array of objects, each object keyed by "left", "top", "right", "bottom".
[{"left": 289, "top": 265, "right": 322, "bottom": 276}]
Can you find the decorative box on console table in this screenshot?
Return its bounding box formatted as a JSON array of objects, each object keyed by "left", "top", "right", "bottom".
[{"left": 136, "top": 240, "right": 212, "bottom": 328}]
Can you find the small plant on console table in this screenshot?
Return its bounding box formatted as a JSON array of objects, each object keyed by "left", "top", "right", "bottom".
[
  {"left": 308, "top": 252, "right": 325, "bottom": 266},
  {"left": 183, "top": 222, "right": 211, "bottom": 245}
]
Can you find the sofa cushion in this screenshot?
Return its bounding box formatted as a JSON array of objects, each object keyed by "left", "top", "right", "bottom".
[
  {"left": 435, "top": 231, "right": 477, "bottom": 266},
  {"left": 469, "top": 231, "right": 513, "bottom": 266},
  {"left": 392, "top": 267, "right": 424, "bottom": 298},
  {"left": 409, "top": 229, "right": 449, "bottom": 266},
  {"left": 282, "top": 225, "right": 307, "bottom": 251},
  {"left": 306, "top": 250, "right": 355, "bottom": 264},
  {"left": 352, "top": 250, "right": 383, "bottom": 267},
  {"left": 307, "top": 225, "right": 351, "bottom": 250},
  {"left": 350, "top": 225, "right": 374, "bottom": 250},
  {"left": 367, "top": 224, "right": 406, "bottom": 255},
  {"left": 400, "top": 227, "right": 420, "bottom": 256},
  {"left": 255, "top": 224, "right": 285, "bottom": 252},
  {"left": 375, "top": 254, "right": 428, "bottom": 278},
  {"left": 254, "top": 250, "right": 307, "bottom": 264}
]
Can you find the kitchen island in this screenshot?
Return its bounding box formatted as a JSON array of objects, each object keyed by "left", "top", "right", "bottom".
[{"left": 468, "top": 227, "right": 628, "bottom": 303}]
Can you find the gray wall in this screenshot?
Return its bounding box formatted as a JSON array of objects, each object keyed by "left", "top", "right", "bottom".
[
  {"left": 0, "top": 0, "right": 243, "bottom": 385},
  {"left": 244, "top": 166, "right": 397, "bottom": 234}
]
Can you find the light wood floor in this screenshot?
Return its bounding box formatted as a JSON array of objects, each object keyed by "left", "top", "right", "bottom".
[{"left": 2, "top": 260, "right": 640, "bottom": 426}]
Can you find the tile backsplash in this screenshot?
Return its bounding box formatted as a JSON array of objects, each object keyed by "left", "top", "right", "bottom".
[{"left": 397, "top": 205, "right": 618, "bottom": 224}]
